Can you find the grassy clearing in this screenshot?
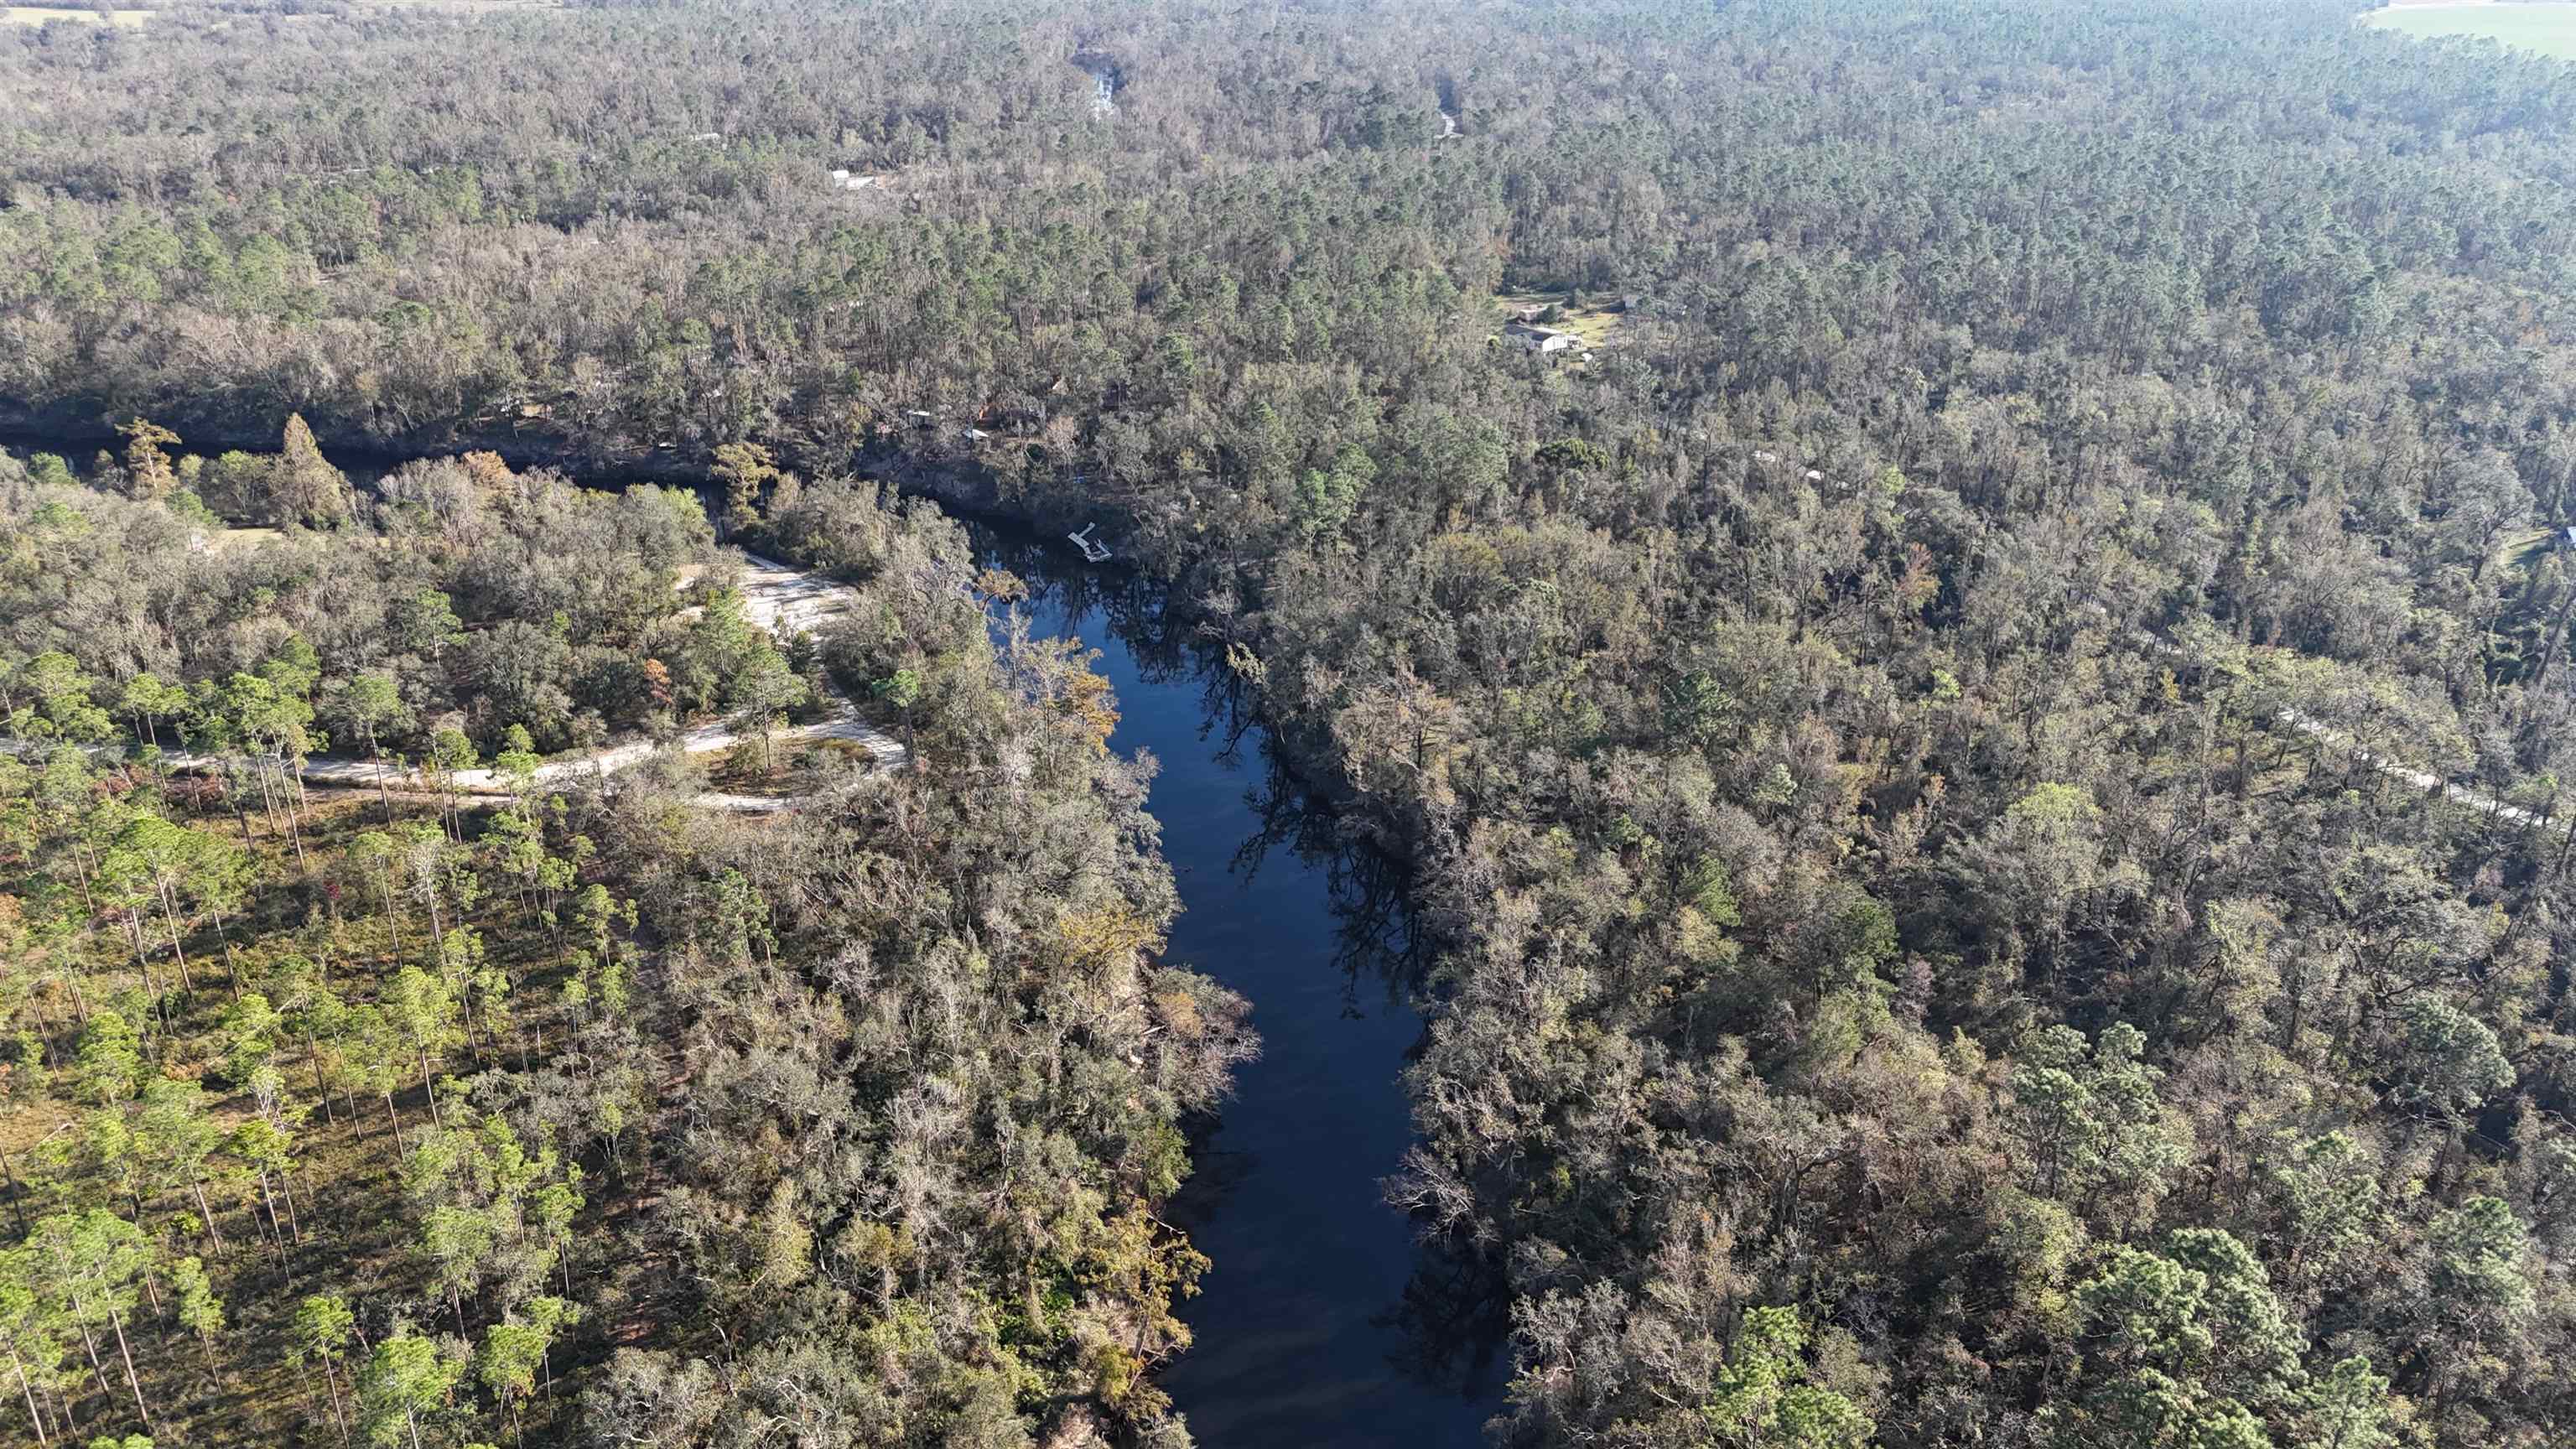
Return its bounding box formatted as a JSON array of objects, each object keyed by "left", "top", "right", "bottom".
[
  {"left": 2497, "top": 525, "right": 2563, "bottom": 579},
  {"left": 2365, "top": 3, "right": 2576, "bottom": 60},
  {"left": 705, "top": 736, "right": 876, "bottom": 797},
  {"left": 214, "top": 526, "right": 285, "bottom": 553},
  {"left": 1, "top": 6, "right": 148, "bottom": 25},
  {"left": 1496, "top": 290, "right": 1628, "bottom": 351}
]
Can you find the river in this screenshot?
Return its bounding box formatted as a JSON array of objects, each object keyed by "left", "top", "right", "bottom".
[
  {"left": 3, "top": 433, "right": 1507, "bottom": 1444},
  {"left": 984, "top": 534, "right": 1504, "bottom": 1447}
]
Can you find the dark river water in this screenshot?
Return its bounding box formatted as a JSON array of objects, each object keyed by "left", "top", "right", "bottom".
[{"left": 986, "top": 537, "right": 1504, "bottom": 1447}]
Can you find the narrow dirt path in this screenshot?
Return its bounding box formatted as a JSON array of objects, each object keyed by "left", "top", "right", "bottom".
[
  {"left": 9, "top": 549, "right": 906, "bottom": 815},
  {"left": 2134, "top": 626, "right": 2551, "bottom": 829}
]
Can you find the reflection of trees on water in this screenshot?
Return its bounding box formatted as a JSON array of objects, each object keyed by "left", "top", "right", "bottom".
[
  {"left": 979, "top": 524, "right": 1508, "bottom": 1407},
  {"left": 1234, "top": 750, "right": 1426, "bottom": 1012},
  {"left": 985, "top": 531, "right": 1433, "bottom": 998},
  {"left": 1378, "top": 1232, "right": 1512, "bottom": 1414}
]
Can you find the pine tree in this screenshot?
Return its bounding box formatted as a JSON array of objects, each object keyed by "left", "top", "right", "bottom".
[
  {"left": 710, "top": 442, "right": 778, "bottom": 540},
  {"left": 115, "top": 421, "right": 179, "bottom": 502},
  {"left": 166, "top": 1258, "right": 221, "bottom": 1368},
  {"left": 277, "top": 413, "right": 351, "bottom": 527},
  {"left": 290, "top": 1293, "right": 358, "bottom": 1445},
  {"left": 356, "top": 1326, "right": 465, "bottom": 1449}
]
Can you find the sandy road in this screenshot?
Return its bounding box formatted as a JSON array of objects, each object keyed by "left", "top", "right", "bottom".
[
  {"left": 8, "top": 549, "right": 907, "bottom": 815},
  {"left": 2134, "top": 626, "right": 2549, "bottom": 829}
]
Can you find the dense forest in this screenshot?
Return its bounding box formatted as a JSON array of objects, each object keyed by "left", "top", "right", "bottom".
[
  {"left": 0, "top": 440, "right": 1254, "bottom": 1446},
  {"left": 8, "top": 0, "right": 2576, "bottom": 1445}
]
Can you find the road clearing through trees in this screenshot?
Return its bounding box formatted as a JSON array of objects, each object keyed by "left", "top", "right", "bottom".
[{"left": 4, "top": 548, "right": 907, "bottom": 814}]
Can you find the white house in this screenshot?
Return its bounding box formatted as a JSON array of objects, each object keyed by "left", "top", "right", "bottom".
[{"left": 1503, "top": 321, "right": 1579, "bottom": 356}]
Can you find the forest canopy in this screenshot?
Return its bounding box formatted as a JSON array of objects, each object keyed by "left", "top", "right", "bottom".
[
  {"left": 6, "top": 0, "right": 2576, "bottom": 1446},
  {"left": 0, "top": 440, "right": 1254, "bottom": 1446}
]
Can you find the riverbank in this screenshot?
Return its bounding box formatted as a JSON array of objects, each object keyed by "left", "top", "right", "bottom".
[
  {"left": 0, "top": 397, "right": 1068, "bottom": 516},
  {"left": 4, "top": 424, "right": 1505, "bottom": 1443},
  {"left": 0, "top": 399, "right": 719, "bottom": 486},
  {"left": 982, "top": 538, "right": 1504, "bottom": 1443},
  {"left": 29, "top": 407, "right": 2553, "bottom": 944}
]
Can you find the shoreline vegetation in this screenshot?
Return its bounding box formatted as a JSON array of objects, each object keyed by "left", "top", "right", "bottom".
[
  {"left": 0, "top": 431, "right": 1255, "bottom": 1446},
  {"left": 8, "top": 2, "right": 2576, "bottom": 1447}
]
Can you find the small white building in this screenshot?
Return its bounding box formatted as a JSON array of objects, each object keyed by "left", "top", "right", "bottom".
[{"left": 1503, "top": 321, "right": 1579, "bottom": 356}]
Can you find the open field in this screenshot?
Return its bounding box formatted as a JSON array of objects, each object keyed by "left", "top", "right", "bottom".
[
  {"left": 2, "top": 6, "right": 148, "bottom": 24},
  {"left": 1495, "top": 290, "right": 1628, "bottom": 351},
  {"left": 213, "top": 525, "right": 284, "bottom": 552},
  {"left": 2497, "top": 525, "right": 2563, "bottom": 579},
  {"left": 2365, "top": 3, "right": 2576, "bottom": 60}
]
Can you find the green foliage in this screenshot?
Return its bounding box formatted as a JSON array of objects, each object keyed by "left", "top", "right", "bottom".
[
  {"left": 356, "top": 1327, "right": 467, "bottom": 1449},
  {"left": 1294, "top": 446, "right": 1375, "bottom": 543},
  {"left": 294, "top": 1292, "right": 356, "bottom": 1366},
  {"left": 476, "top": 1294, "right": 578, "bottom": 1416},
  {"left": 871, "top": 667, "right": 922, "bottom": 712},
  {"left": 169, "top": 1254, "right": 224, "bottom": 1348},
  {"left": 75, "top": 1010, "right": 142, "bottom": 1108},
  {"left": 5, "top": 3, "right": 2576, "bottom": 1447},
  {"left": 1701, "top": 1308, "right": 1874, "bottom": 1449},
  {"left": 2042, "top": 1228, "right": 2387, "bottom": 1449},
  {"left": 2007, "top": 1022, "right": 2185, "bottom": 1226},
  {"left": 2428, "top": 1197, "right": 2536, "bottom": 1323},
  {"left": 2390, "top": 998, "right": 2511, "bottom": 1130}
]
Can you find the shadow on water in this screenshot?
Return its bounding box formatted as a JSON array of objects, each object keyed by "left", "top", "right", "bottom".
[{"left": 979, "top": 528, "right": 1509, "bottom": 1446}]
